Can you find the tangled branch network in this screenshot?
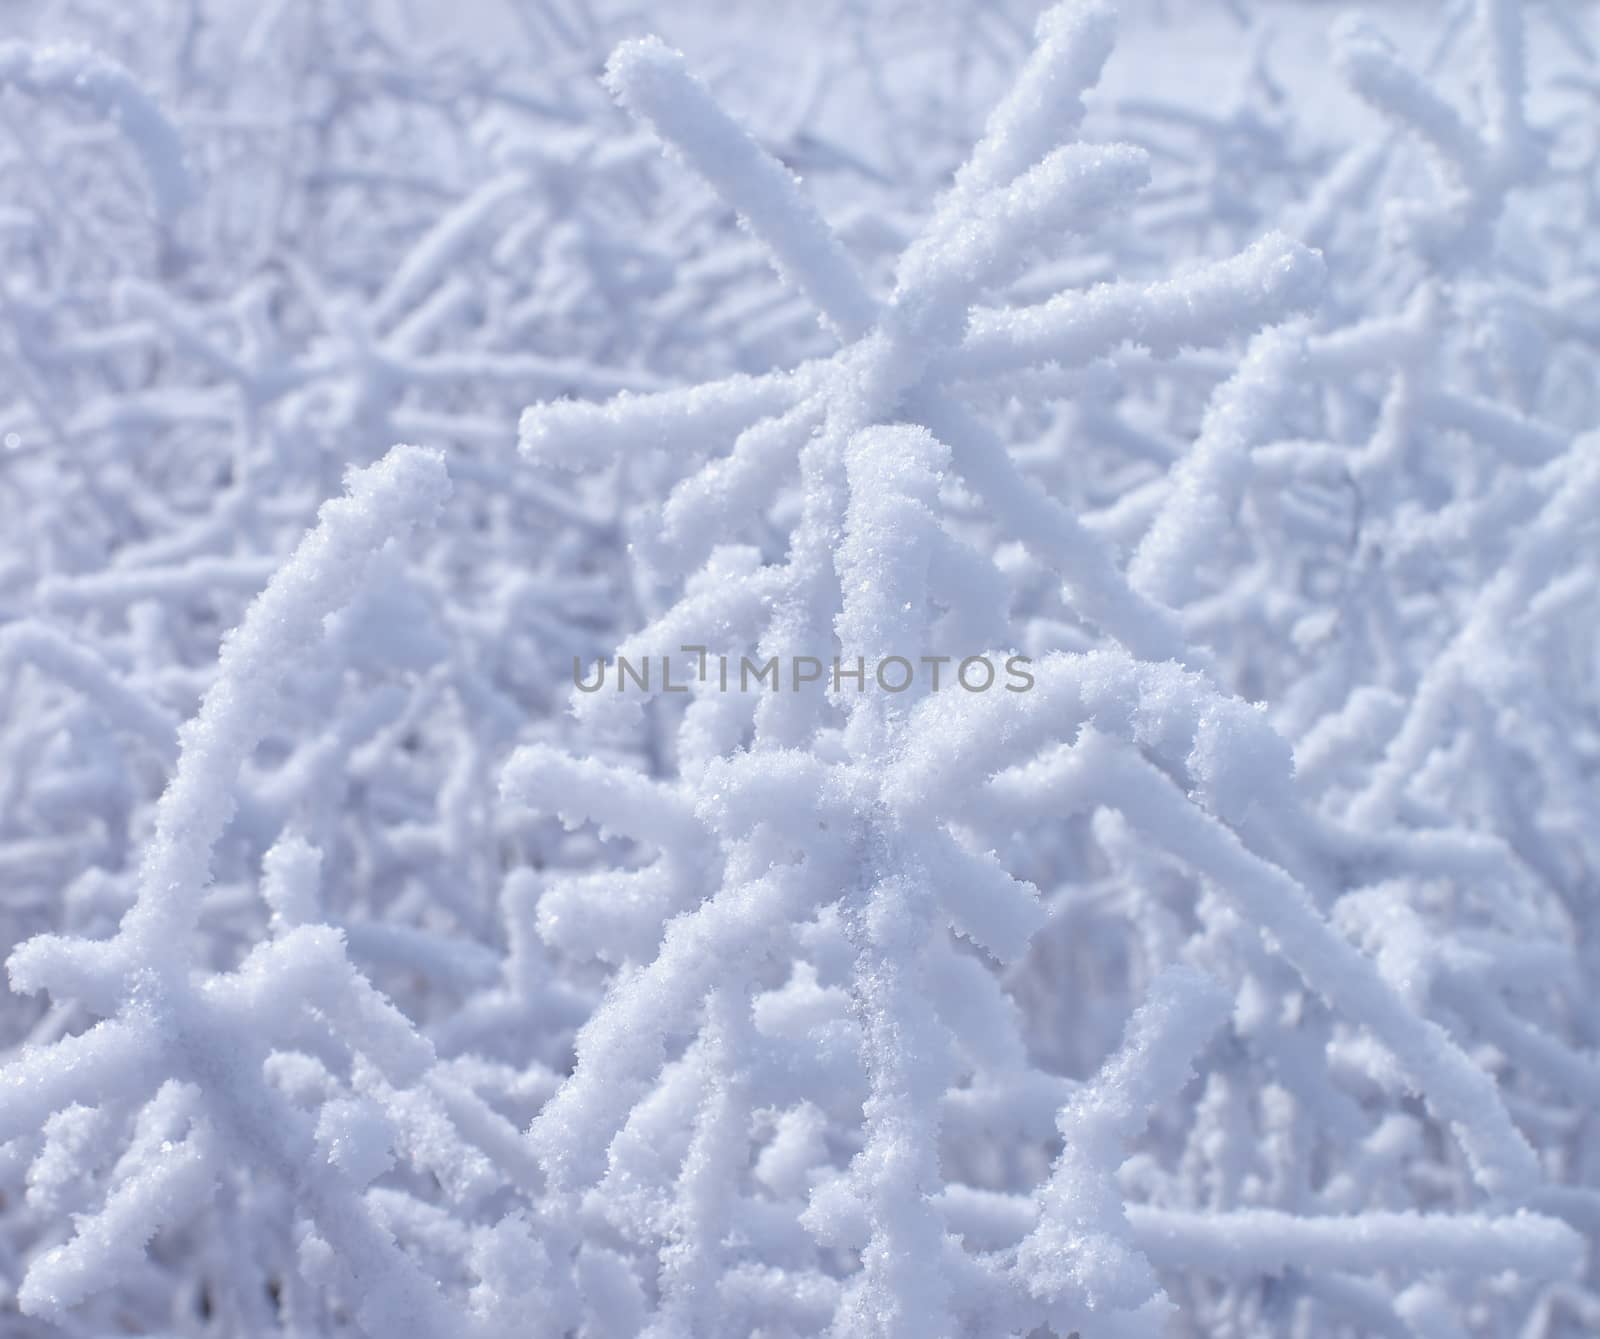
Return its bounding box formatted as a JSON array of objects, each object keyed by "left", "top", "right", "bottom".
[{"left": 3, "top": 0, "right": 1600, "bottom": 1336}]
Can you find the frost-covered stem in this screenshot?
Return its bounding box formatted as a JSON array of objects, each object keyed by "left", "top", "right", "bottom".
[
  {"left": 1349, "top": 448, "right": 1600, "bottom": 830},
  {"left": 1125, "top": 1206, "right": 1582, "bottom": 1280},
  {"left": 834, "top": 857, "right": 958, "bottom": 1339},
  {"left": 604, "top": 38, "right": 878, "bottom": 340},
  {"left": 913, "top": 389, "right": 1196, "bottom": 667},
  {"left": 0, "top": 622, "right": 178, "bottom": 763},
  {"left": 1334, "top": 23, "right": 1488, "bottom": 191},
  {"left": 520, "top": 365, "right": 820, "bottom": 469},
  {"left": 645, "top": 987, "right": 751, "bottom": 1337},
  {"left": 1065, "top": 730, "right": 1539, "bottom": 1195},
  {"left": 947, "top": 231, "right": 1323, "bottom": 380},
  {"left": 1017, "top": 966, "right": 1228, "bottom": 1328},
  {"left": 119, "top": 446, "right": 450, "bottom": 964},
  {"left": 0, "top": 41, "right": 192, "bottom": 220},
  {"left": 944, "top": 0, "right": 1116, "bottom": 209},
  {"left": 1478, "top": 0, "right": 1527, "bottom": 170},
  {"left": 831, "top": 425, "right": 961, "bottom": 1338},
  {"left": 1130, "top": 327, "right": 1306, "bottom": 607}
]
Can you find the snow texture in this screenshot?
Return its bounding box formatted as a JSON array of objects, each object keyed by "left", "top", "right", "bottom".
[{"left": 2, "top": 1, "right": 1600, "bottom": 1336}]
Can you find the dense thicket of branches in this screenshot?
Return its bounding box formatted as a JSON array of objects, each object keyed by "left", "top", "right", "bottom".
[{"left": 2, "top": 2, "right": 1599, "bottom": 1336}]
